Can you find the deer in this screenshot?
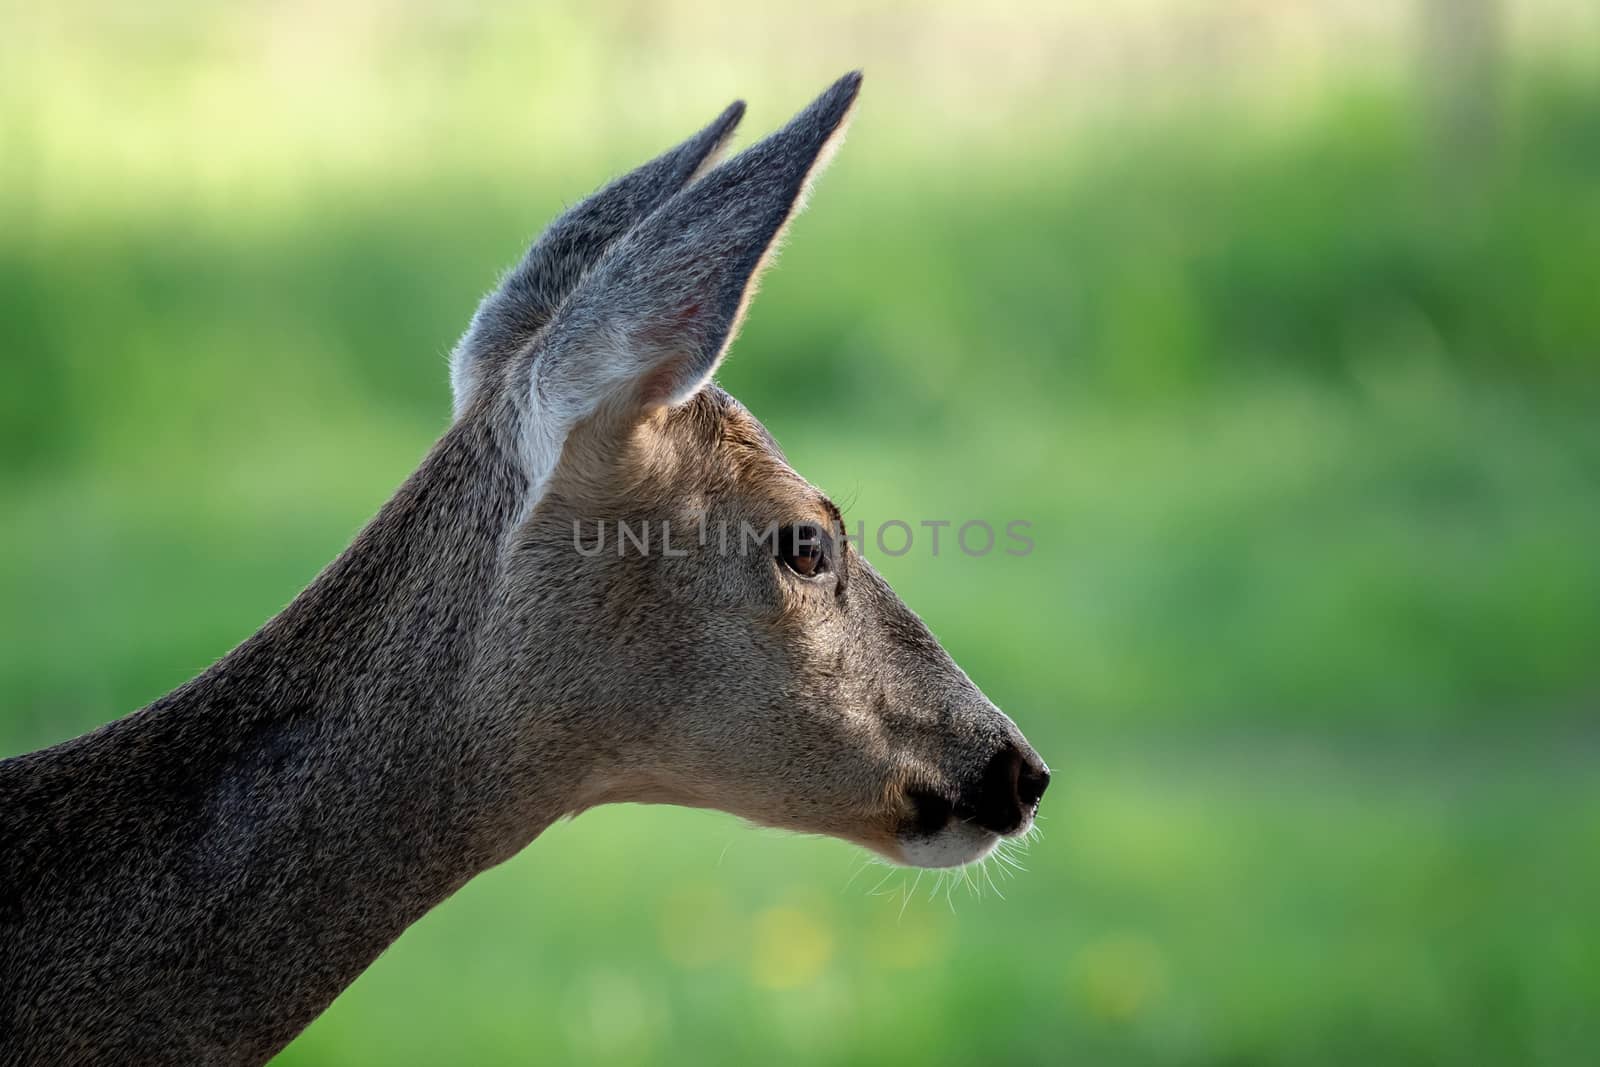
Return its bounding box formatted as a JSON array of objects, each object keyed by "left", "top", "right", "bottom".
[{"left": 0, "top": 73, "right": 1049, "bottom": 1064}]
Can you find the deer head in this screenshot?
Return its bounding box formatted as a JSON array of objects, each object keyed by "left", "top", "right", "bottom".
[
  {"left": 451, "top": 72, "right": 1049, "bottom": 869},
  {"left": 1, "top": 73, "right": 1053, "bottom": 1061}
]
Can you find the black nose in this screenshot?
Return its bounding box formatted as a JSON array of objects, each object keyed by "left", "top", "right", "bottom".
[{"left": 965, "top": 743, "right": 1050, "bottom": 836}]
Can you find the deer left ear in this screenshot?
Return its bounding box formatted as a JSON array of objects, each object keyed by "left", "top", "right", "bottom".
[{"left": 527, "top": 72, "right": 860, "bottom": 436}]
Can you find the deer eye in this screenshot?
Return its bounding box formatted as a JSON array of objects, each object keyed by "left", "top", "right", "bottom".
[{"left": 776, "top": 523, "right": 829, "bottom": 579}]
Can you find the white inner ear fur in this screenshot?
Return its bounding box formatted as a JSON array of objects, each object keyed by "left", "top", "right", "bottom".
[{"left": 447, "top": 297, "right": 493, "bottom": 421}]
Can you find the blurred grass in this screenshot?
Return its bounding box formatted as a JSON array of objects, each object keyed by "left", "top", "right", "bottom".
[
  {"left": 270, "top": 738, "right": 1600, "bottom": 1066},
  {"left": 3, "top": 3, "right": 1599, "bottom": 1064}
]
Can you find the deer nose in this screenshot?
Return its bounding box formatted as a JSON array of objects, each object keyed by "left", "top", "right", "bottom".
[{"left": 965, "top": 743, "right": 1050, "bottom": 836}]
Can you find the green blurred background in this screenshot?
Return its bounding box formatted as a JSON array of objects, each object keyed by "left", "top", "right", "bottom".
[{"left": 3, "top": 1, "right": 1598, "bottom": 1063}]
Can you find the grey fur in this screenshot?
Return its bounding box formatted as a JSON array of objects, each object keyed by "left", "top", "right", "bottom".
[
  {"left": 450, "top": 98, "right": 746, "bottom": 413},
  {"left": 0, "top": 73, "right": 1046, "bottom": 1065},
  {"left": 533, "top": 71, "right": 863, "bottom": 411}
]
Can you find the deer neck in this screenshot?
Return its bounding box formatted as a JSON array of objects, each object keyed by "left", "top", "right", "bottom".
[{"left": 1, "top": 403, "right": 567, "bottom": 1060}]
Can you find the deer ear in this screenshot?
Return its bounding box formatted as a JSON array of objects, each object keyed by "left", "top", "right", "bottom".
[
  {"left": 451, "top": 99, "right": 746, "bottom": 416},
  {"left": 529, "top": 72, "right": 860, "bottom": 426}
]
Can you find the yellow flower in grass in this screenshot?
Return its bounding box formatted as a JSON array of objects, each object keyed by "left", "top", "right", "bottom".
[
  {"left": 1072, "top": 932, "right": 1168, "bottom": 1023},
  {"left": 750, "top": 906, "right": 835, "bottom": 990}
]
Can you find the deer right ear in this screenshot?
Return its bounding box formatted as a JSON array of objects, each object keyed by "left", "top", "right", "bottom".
[{"left": 513, "top": 73, "right": 861, "bottom": 488}]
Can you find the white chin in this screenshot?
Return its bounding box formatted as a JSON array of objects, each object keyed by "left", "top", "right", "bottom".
[{"left": 895, "top": 823, "right": 1001, "bottom": 869}]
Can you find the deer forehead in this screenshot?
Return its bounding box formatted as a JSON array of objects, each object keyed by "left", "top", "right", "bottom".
[{"left": 555, "top": 388, "right": 831, "bottom": 525}]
